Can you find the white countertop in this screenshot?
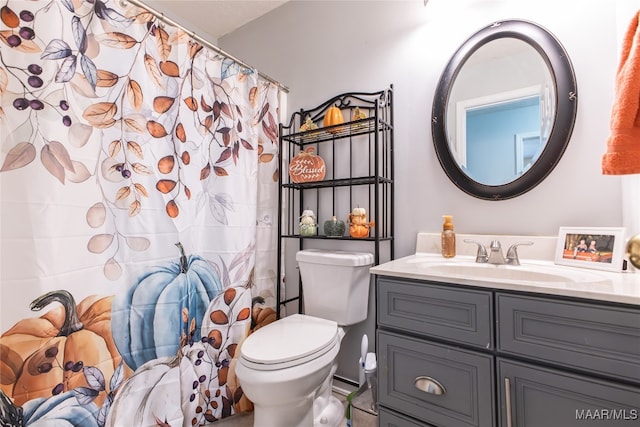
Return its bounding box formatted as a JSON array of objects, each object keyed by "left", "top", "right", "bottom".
[
  {"left": 371, "top": 253, "right": 640, "bottom": 306},
  {"left": 371, "top": 233, "right": 640, "bottom": 305}
]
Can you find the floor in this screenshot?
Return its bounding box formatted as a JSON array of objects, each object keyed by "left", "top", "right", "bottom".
[
  {"left": 216, "top": 388, "right": 347, "bottom": 427},
  {"left": 216, "top": 380, "right": 365, "bottom": 427}
]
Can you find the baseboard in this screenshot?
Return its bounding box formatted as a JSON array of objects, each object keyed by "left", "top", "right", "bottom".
[{"left": 332, "top": 375, "right": 358, "bottom": 396}]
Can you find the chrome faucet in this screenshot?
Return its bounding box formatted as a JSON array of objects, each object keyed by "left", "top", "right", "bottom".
[
  {"left": 464, "top": 239, "right": 488, "bottom": 263},
  {"left": 505, "top": 241, "right": 534, "bottom": 265},
  {"left": 488, "top": 240, "right": 506, "bottom": 264},
  {"left": 465, "top": 239, "right": 533, "bottom": 266}
]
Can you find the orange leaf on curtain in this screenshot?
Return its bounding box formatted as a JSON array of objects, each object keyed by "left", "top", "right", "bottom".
[{"left": 0, "top": 0, "right": 281, "bottom": 424}]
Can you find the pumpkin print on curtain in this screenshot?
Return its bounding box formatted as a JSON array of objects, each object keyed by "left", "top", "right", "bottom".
[{"left": 0, "top": 0, "right": 280, "bottom": 425}]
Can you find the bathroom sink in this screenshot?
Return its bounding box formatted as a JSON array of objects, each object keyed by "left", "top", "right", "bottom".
[
  {"left": 424, "top": 263, "right": 572, "bottom": 284},
  {"left": 407, "top": 258, "right": 611, "bottom": 286}
]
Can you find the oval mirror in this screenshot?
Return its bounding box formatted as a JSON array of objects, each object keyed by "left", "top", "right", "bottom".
[{"left": 432, "top": 20, "right": 577, "bottom": 200}]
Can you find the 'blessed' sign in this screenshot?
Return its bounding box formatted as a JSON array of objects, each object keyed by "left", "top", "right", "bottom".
[{"left": 288, "top": 147, "right": 326, "bottom": 183}]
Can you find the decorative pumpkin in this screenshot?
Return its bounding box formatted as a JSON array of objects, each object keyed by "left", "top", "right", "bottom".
[
  {"left": 351, "top": 206, "right": 366, "bottom": 216},
  {"left": 324, "top": 216, "right": 346, "bottom": 237},
  {"left": 111, "top": 242, "right": 223, "bottom": 371},
  {"left": 300, "top": 116, "right": 320, "bottom": 140},
  {"left": 249, "top": 296, "right": 277, "bottom": 334},
  {"left": 349, "top": 223, "right": 371, "bottom": 238},
  {"left": 349, "top": 207, "right": 367, "bottom": 224},
  {"left": 348, "top": 207, "right": 374, "bottom": 238},
  {"left": 323, "top": 106, "right": 344, "bottom": 133},
  {"left": 0, "top": 291, "right": 129, "bottom": 407},
  {"left": 106, "top": 284, "right": 254, "bottom": 425},
  {"left": 299, "top": 209, "right": 317, "bottom": 236},
  {"left": 300, "top": 210, "right": 316, "bottom": 225},
  {"left": 0, "top": 389, "right": 100, "bottom": 427},
  {"left": 105, "top": 355, "right": 186, "bottom": 426},
  {"left": 288, "top": 147, "right": 326, "bottom": 183},
  {"left": 224, "top": 295, "right": 277, "bottom": 414},
  {"left": 352, "top": 107, "right": 368, "bottom": 130},
  {"left": 300, "top": 116, "right": 318, "bottom": 132}
]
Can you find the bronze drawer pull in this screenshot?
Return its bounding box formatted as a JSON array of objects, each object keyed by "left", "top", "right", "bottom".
[{"left": 414, "top": 376, "right": 446, "bottom": 395}]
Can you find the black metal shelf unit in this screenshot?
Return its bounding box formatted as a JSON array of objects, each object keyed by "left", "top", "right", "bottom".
[{"left": 276, "top": 86, "right": 394, "bottom": 318}]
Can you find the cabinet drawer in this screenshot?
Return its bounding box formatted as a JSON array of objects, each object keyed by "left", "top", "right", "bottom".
[
  {"left": 378, "top": 278, "right": 493, "bottom": 348},
  {"left": 497, "top": 293, "right": 640, "bottom": 383},
  {"left": 379, "top": 407, "right": 432, "bottom": 427},
  {"left": 378, "top": 331, "right": 495, "bottom": 427},
  {"left": 498, "top": 358, "right": 640, "bottom": 427}
]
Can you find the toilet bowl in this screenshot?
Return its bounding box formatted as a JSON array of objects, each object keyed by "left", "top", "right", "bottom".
[
  {"left": 236, "top": 314, "right": 344, "bottom": 427},
  {"left": 235, "top": 249, "right": 373, "bottom": 427}
]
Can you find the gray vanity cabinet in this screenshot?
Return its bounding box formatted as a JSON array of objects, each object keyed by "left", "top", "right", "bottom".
[
  {"left": 378, "top": 331, "right": 494, "bottom": 427},
  {"left": 379, "top": 408, "right": 430, "bottom": 426},
  {"left": 497, "top": 293, "right": 640, "bottom": 427},
  {"left": 496, "top": 293, "right": 640, "bottom": 383},
  {"left": 376, "top": 277, "right": 640, "bottom": 427},
  {"left": 377, "top": 279, "right": 493, "bottom": 347},
  {"left": 497, "top": 359, "right": 640, "bottom": 426},
  {"left": 377, "top": 278, "right": 495, "bottom": 427}
]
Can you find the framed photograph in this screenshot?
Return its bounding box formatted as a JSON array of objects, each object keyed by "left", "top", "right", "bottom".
[{"left": 555, "top": 227, "right": 626, "bottom": 272}]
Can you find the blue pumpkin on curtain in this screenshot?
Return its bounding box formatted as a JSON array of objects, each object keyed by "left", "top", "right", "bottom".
[{"left": 111, "top": 243, "right": 223, "bottom": 371}]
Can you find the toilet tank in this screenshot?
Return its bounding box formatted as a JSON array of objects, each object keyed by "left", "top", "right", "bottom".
[{"left": 296, "top": 249, "right": 374, "bottom": 326}]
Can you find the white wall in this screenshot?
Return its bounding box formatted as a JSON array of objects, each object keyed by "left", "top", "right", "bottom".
[
  {"left": 219, "top": 0, "right": 637, "bottom": 382},
  {"left": 221, "top": 0, "right": 629, "bottom": 258}
]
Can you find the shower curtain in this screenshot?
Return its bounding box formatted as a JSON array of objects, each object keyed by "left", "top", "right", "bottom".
[{"left": 0, "top": 1, "right": 280, "bottom": 425}]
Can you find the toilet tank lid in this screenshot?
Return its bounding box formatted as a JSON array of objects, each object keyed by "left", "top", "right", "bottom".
[{"left": 296, "top": 249, "right": 374, "bottom": 266}]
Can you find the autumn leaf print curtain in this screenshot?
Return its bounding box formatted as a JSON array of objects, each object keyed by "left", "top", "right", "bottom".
[{"left": 0, "top": 0, "right": 280, "bottom": 425}]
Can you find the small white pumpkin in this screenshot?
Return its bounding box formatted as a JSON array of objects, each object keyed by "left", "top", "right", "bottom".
[
  {"left": 105, "top": 356, "right": 187, "bottom": 427},
  {"left": 351, "top": 207, "right": 366, "bottom": 216},
  {"left": 300, "top": 210, "right": 316, "bottom": 225}
]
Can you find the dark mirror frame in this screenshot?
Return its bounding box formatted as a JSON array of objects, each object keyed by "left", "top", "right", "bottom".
[{"left": 432, "top": 20, "right": 578, "bottom": 201}]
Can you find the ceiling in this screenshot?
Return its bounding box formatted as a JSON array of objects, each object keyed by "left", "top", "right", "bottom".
[{"left": 141, "top": 0, "right": 289, "bottom": 41}]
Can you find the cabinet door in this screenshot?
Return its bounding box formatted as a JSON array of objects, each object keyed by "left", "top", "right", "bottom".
[
  {"left": 379, "top": 407, "right": 433, "bottom": 427},
  {"left": 498, "top": 359, "right": 640, "bottom": 427},
  {"left": 497, "top": 293, "right": 640, "bottom": 383},
  {"left": 378, "top": 278, "right": 493, "bottom": 348},
  {"left": 378, "top": 331, "right": 495, "bottom": 427}
]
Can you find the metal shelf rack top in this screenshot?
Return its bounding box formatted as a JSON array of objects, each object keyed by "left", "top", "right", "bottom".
[{"left": 276, "top": 86, "right": 394, "bottom": 319}]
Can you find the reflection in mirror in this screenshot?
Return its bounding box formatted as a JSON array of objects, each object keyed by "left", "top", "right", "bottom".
[
  {"left": 447, "top": 39, "right": 555, "bottom": 185},
  {"left": 432, "top": 20, "right": 577, "bottom": 200}
]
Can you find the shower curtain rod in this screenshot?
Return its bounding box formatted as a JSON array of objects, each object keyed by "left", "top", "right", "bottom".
[{"left": 121, "top": 0, "right": 290, "bottom": 93}]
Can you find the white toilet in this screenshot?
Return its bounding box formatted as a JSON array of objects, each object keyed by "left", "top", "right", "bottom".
[{"left": 235, "top": 249, "right": 374, "bottom": 427}]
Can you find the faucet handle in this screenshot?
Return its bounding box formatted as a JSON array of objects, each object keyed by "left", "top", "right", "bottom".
[
  {"left": 505, "top": 241, "right": 534, "bottom": 266},
  {"left": 464, "top": 239, "right": 488, "bottom": 263}
]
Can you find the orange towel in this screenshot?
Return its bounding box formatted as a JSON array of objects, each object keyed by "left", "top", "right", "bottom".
[{"left": 602, "top": 10, "right": 640, "bottom": 175}]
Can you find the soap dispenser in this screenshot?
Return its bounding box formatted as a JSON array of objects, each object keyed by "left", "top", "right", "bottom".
[{"left": 441, "top": 215, "right": 456, "bottom": 258}]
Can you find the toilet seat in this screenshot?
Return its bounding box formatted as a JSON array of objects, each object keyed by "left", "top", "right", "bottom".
[{"left": 240, "top": 314, "right": 339, "bottom": 371}]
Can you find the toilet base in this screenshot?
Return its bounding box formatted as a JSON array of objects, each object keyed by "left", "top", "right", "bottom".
[
  {"left": 250, "top": 392, "right": 344, "bottom": 427},
  {"left": 313, "top": 394, "right": 345, "bottom": 427},
  {"left": 313, "top": 361, "right": 345, "bottom": 427},
  {"left": 252, "top": 393, "right": 315, "bottom": 427}
]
